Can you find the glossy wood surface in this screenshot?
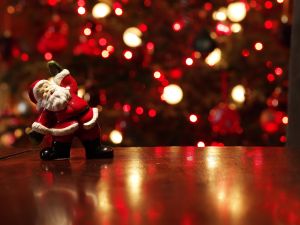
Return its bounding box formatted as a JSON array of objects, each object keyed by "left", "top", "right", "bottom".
[{"left": 0, "top": 147, "right": 300, "bottom": 225}]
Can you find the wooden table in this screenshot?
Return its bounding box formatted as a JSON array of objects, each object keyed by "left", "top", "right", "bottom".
[{"left": 0, "top": 147, "right": 300, "bottom": 225}]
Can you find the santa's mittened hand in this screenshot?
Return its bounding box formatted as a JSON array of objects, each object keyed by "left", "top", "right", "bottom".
[
  {"left": 47, "top": 60, "right": 63, "bottom": 76},
  {"left": 28, "top": 130, "right": 44, "bottom": 145}
]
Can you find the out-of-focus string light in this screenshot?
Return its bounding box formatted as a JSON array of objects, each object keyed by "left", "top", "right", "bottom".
[
  {"left": 264, "top": 20, "right": 273, "bottom": 29},
  {"left": 77, "top": 88, "right": 86, "bottom": 98},
  {"left": 146, "top": 42, "right": 155, "bottom": 52},
  {"left": 101, "top": 50, "right": 109, "bottom": 58},
  {"left": 264, "top": 1, "right": 273, "bottom": 9},
  {"left": 14, "top": 129, "right": 23, "bottom": 138},
  {"left": 123, "top": 104, "right": 131, "bottom": 112},
  {"left": 204, "top": 2, "right": 213, "bottom": 11},
  {"left": 115, "top": 7, "right": 123, "bottom": 16},
  {"left": 44, "top": 52, "right": 53, "bottom": 61},
  {"left": 254, "top": 42, "right": 263, "bottom": 51},
  {"left": 7, "top": 5, "right": 16, "bottom": 14},
  {"left": 242, "top": 49, "right": 250, "bottom": 57},
  {"left": 227, "top": 2, "right": 247, "bottom": 22},
  {"left": 212, "top": 7, "right": 227, "bottom": 21},
  {"left": 123, "top": 50, "right": 133, "bottom": 60},
  {"left": 189, "top": 114, "right": 198, "bottom": 123},
  {"left": 136, "top": 106, "right": 144, "bottom": 115},
  {"left": 172, "top": 22, "right": 182, "bottom": 31},
  {"left": 185, "top": 57, "right": 194, "bottom": 66},
  {"left": 109, "top": 130, "right": 123, "bottom": 144},
  {"left": 274, "top": 67, "right": 283, "bottom": 76},
  {"left": 99, "top": 38, "right": 107, "bottom": 46},
  {"left": 83, "top": 27, "right": 92, "bottom": 36},
  {"left": 281, "top": 15, "right": 289, "bottom": 23},
  {"left": 197, "top": 141, "right": 205, "bottom": 147},
  {"left": 47, "top": 0, "right": 57, "bottom": 6},
  {"left": 231, "top": 23, "right": 242, "bottom": 33},
  {"left": 267, "top": 73, "right": 275, "bottom": 82},
  {"left": 77, "top": 6, "right": 86, "bottom": 15},
  {"left": 153, "top": 71, "right": 162, "bottom": 79},
  {"left": 282, "top": 116, "right": 288, "bottom": 124},
  {"left": 21, "top": 53, "right": 29, "bottom": 61},
  {"left": 161, "top": 84, "right": 183, "bottom": 105},
  {"left": 205, "top": 48, "right": 222, "bottom": 66},
  {"left": 92, "top": 2, "right": 111, "bottom": 18},
  {"left": 77, "top": 0, "right": 85, "bottom": 6},
  {"left": 280, "top": 136, "right": 287, "bottom": 143},
  {"left": 216, "top": 23, "right": 231, "bottom": 35},
  {"left": 231, "top": 84, "right": 246, "bottom": 103},
  {"left": 148, "top": 109, "right": 157, "bottom": 117},
  {"left": 123, "top": 27, "right": 142, "bottom": 47},
  {"left": 107, "top": 45, "right": 114, "bottom": 53}
]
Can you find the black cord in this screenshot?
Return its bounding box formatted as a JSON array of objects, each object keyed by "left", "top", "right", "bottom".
[{"left": 0, "top": 150, "right": 38, "bottom": 160}]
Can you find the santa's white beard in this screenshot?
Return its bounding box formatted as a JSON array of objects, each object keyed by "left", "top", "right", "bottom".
[{"left": 37, "top": 84, "right": 71, "bottom": 112}]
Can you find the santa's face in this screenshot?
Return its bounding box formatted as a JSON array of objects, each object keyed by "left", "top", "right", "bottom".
[{"left": 36, "top": 81, "right": 71, "bottom": 111}]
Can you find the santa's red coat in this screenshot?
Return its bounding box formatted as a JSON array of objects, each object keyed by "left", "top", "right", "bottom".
[{"left": 31, "top": 69, "right": 98, "bottom": 137}]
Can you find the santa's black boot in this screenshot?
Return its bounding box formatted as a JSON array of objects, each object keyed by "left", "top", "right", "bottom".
[
  {"left": 82, "top": 138, "right": 113, "bottom": 159},
  {"left": 40, "top": 141, "right": 71, "bottom": 160}
]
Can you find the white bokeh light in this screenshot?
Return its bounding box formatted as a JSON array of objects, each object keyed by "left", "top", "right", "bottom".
[
  {"left": 231, "top": 84, "right": 246, "bottom": 103},
  {"left": 92, "top": 3, "right": 111, "bottom": 18},
  {"left": 205, "top": 48, "right": 222, "bottom": 66},
  {"left": 123, "top": 27, "right": 142, "bottom": 48},
  {"left": 109, "top": 130, "right": 123, "bottom": 144},
  {"left": 227, "top": 2, "right": 247, "bottom": 22},
  {"left": 161, "top": 84, "right": 183, "bottom": 105}
]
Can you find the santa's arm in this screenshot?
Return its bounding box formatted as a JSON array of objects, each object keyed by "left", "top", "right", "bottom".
[
  {"left": 28, "top": 109, "right": 55, "bottom": 144},
  {"left": 53, "top": 69, "right": 78, "bottom": 94},
  {"left": 47, "top": 60, "right": 78, "bottom": 94},
  {"left": 31, "top": 109, "right": 55, "bottom": 135}
]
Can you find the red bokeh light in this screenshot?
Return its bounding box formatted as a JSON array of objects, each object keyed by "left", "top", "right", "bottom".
[
  {"left": 99, "top": 38, "right": 107, "bottom": 46},
  {"left": 274, "top": 67, "right": 283, "bottom": 76},
  {"left": 47, "top": 0, "right": 57, "bottom": 6},
  {"left": 139, "top": 23, "right": 148, "bottom": 32},
  {"left": 264, "top": 20, "right": 273, "bottom": 29},
  {"left": 44, "top": 52, "right": 53, "bottom": 61},
  {"left": 267, "top": 73, "right": 275, "bottom": 82},
  {"left": 123, "top": 104, "right": 131, "bottom": 112},
  {"left": 204, "top": 2, "right": 213, "bottom": 11},
  {"left": 21, "top": 53, "right": 29, "bottom": 61},
  {"left": 148, "top": 109, "right": 157, "bottom": 117},
  {"left": 136, "top": 106, "right": 144, "bottom": 115},
  {"left": 242, "top": 49, "right": 250, "bottom": 57}
]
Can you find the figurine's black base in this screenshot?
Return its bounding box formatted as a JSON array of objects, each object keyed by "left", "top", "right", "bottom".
[
  {"left": 83, "top": 139, "right": 114, "bottom": 159},
  {"left": 40, "top": 141, "right": 71, "bottom": 160},
  {"left": 40, "top": 139, "right": 114, "bottom": 161},
  {"left": 85, "top": 145, "right": 114, "bottom": 159}
]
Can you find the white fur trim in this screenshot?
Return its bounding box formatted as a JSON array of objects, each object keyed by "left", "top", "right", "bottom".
[
  {"left": 32, "top": 122, "right": 51, "bottom": 135},
  {"left": 83, "top": 108, "right": 99, "bottom": 130},
  {"left": 32, "top": 121, "right": 79, "bottom": 136},
  {"left": 33, "top": 80, "right": 48, "bottom": 102},
  {"left": 49, "top": 122, "right": 79, "bottom": 136},
  {"left": 53, "top": 69, "right": 70, "bottom": 85}
]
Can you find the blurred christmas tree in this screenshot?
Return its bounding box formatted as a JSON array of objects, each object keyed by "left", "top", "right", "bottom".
[{"left": 0, "top": 0, "right": 291, "bottom": 147}]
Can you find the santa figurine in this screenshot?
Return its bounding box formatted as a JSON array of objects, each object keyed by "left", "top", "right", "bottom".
[{"left": 28, "top": 61, "right": 113, "bottom": 160}]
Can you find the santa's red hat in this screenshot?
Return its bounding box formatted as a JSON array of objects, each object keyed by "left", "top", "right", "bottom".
[{"left": 28, "top": 79, "right": 48, "bottom": 104}]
